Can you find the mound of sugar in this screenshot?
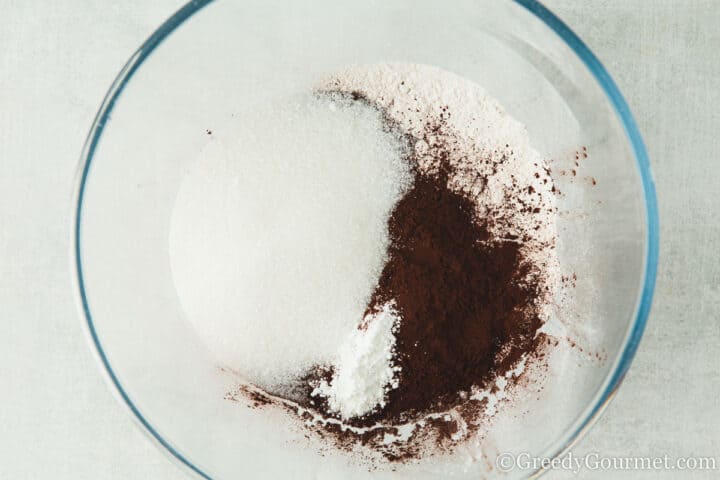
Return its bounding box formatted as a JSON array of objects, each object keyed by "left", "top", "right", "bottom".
[{"left": 169, "top": 93, "right": 412, "bottom": 389}]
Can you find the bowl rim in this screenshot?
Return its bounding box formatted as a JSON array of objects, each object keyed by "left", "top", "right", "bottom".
[{"left": 71, "top": 1, "right": 659, "bottom": 478}]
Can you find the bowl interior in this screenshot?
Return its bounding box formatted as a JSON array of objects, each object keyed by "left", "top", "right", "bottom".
[{"left": 76, "top": 0, "right": 652, "bottom": 478}]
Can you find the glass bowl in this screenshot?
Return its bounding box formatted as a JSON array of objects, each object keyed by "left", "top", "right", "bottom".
[{"left": 73, "top": 0, "right": 658, "bottom": 478}]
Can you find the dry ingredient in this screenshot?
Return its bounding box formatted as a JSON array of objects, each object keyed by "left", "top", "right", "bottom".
[
  {"left": 172, "top": 63, "right": 561, "bottom": 462},
  {"left": 310, "top": 301, "right": 401, "bottom": 420}
]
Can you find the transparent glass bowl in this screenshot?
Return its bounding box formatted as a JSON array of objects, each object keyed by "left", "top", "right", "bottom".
[{"left": 73, "top": 1, "right": 658, "bottom": 478}]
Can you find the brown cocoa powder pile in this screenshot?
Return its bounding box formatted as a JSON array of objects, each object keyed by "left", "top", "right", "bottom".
[{"left": 359, "top": 165, "right": 542, "bottom": 424}]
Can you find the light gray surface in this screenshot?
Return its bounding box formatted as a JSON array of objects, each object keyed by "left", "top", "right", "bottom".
[{"left": 0, "top": 1, "right": 717, "bottom": 478}]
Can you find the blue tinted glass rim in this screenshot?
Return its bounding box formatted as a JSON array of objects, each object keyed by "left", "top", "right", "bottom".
[{"left": 72, "top": 0, "right": 659, "bottom": 478}]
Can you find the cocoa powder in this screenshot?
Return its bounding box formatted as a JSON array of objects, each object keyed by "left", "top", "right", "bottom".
[{"left": 361, "top": 164, "right": 542, "bottom": 424}]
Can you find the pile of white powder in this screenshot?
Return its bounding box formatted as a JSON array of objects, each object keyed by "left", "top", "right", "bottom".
[
  {"left": 311, "top": 301, "right": 401, "bottom": 420},
  {"left": 169, "top": 64, "right": 559, "bottom": 422}
]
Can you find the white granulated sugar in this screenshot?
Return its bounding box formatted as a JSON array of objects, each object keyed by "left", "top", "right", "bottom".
[
  {"left": 311, "top": 301, "right": 401, "bottom": 420},
  {"left": 169, "top": 93, "right": 411, "bottom": 388}
]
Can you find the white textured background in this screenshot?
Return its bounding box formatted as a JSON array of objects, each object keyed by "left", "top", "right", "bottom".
[{"left": 1, "top": 1, "right": 717, "bottom": 478}]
